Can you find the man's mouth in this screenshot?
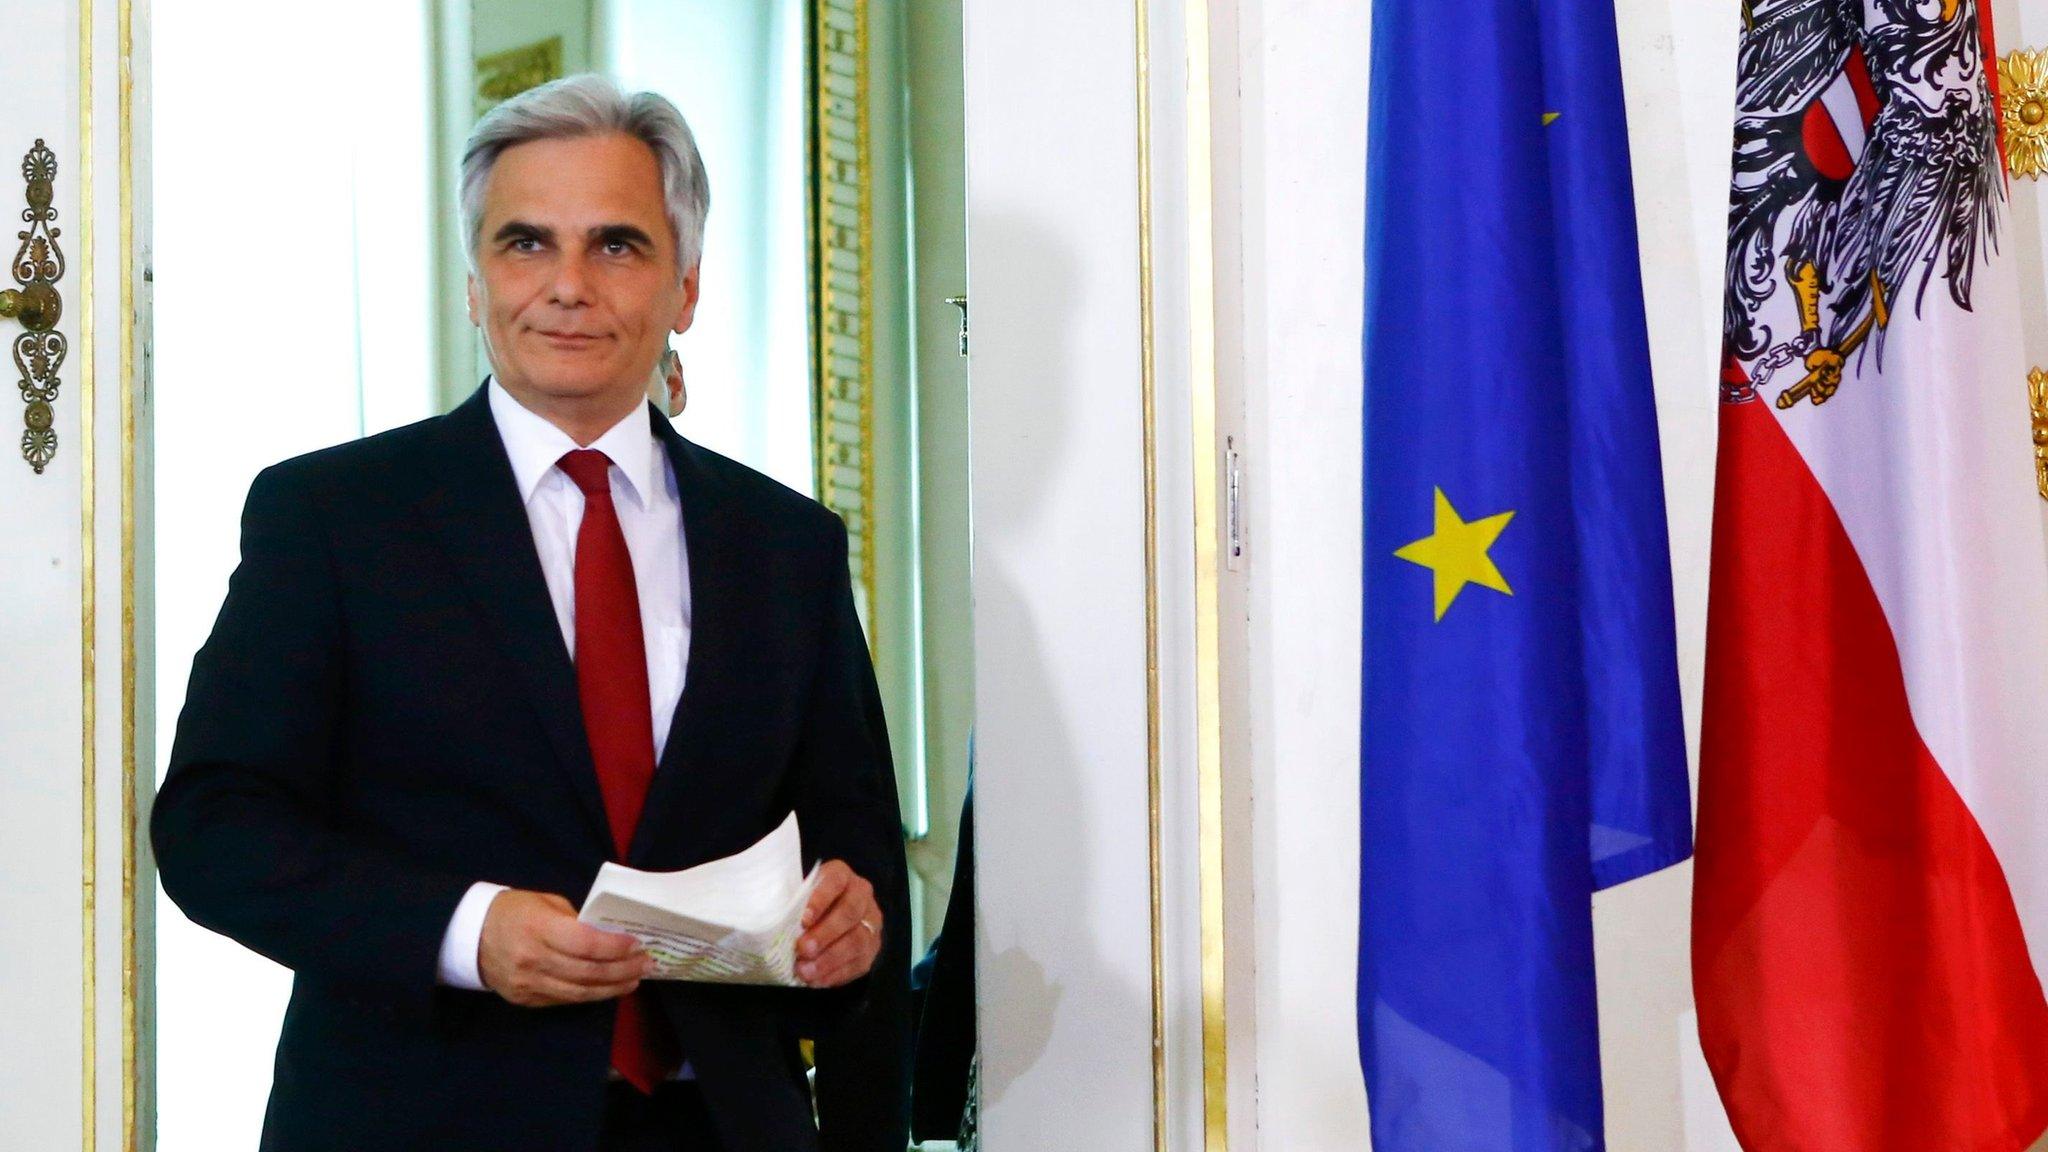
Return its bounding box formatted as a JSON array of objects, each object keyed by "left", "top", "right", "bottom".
[{"left": 535, "top": 330, "right": 605, "bottom": 348}]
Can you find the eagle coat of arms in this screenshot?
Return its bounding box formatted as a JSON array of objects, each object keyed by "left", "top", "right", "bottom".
[{"left": 1723, "top": 0, "right": 2004, "bottom": 408}]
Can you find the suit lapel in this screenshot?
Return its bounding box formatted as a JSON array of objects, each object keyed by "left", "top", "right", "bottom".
[
  {"left": 414, "top": 388, "right": 611, "bottom": 846},
  {"left": 632, "top": 413, "right": 754, "bottom": 863}
]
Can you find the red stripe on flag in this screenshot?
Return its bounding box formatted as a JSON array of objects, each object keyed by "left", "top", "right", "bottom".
[
  {"left": 1801, "top": 101, "right": 1857, "bottom": 183},
  {"left": 1694, "top": 400, "right": 2048, "bottom": 1151},
  {"left": 1983, "top": 1, "right": 2009, "bottom": 178}
]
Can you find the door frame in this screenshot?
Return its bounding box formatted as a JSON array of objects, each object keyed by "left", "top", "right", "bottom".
[{"left": 0, "top": 0, "right": 154, "bottom": 1149}]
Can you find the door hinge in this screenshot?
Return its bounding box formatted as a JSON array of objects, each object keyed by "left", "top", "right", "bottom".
[{"left": 1225, "top": 436, "right": 1244, "bottom": 570}]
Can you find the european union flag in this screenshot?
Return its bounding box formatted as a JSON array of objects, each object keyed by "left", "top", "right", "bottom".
[{"left": 1359, "top": 0, "right": 1694, "bottom": 1148}]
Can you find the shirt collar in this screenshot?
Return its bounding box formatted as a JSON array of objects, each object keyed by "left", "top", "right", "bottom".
[{"left": 487, "top": 378, "right": 659, "bottom": 509}]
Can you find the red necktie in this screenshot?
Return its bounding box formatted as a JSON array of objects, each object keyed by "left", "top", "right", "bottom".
[{"left": 558, "top": 449, "right": 676, "bottom": 1094}]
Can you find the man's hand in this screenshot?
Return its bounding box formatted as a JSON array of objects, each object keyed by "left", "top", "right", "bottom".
[
  {"left": 796, "top": 860, "right": 883, "bottom": 988},
  {"left": 478, "top": 889, "right": 653, "bottom": 1007}
]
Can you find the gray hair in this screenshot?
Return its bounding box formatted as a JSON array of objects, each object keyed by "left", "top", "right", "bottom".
[{"left": 459, "top": 74, "right": 711, "bottom": 278}]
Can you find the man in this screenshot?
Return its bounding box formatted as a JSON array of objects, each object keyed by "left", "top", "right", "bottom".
[{"left": 152, "top": 75, "right": 909, "bottom": 1151}]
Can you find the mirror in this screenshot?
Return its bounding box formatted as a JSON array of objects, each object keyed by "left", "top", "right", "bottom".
[{"left": 151, "top": 0, "right": 973, "bottom": 1146}]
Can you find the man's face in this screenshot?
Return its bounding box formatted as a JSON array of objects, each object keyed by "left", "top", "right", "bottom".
[{"left": 468, "top": 133, "right": 699, "bottom": 416}]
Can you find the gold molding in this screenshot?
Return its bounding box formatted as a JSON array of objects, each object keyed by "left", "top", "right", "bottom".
[
  {"left": 74, "top": 2, "right": 141, "bottom": 1146},
  {"left": 2030, "top": 368, "right": 2048, "bottom": 501},
  {"left": 1183, "top": 0, "right": 1230, "bottom": 1145},
  {"left": 118, "top": 0, "right": 138, "bottom": 1146},
  {"left": 1139, "top": 1, "right": 1233, "bottom": 1142},
  {"left": 1134, "top": 0, "right": 1169, "bottom": 1148},
  {"left": 810, "top": 0, "right": 879, "bottom": 645},
  {"left": 80, "top": 0, "right": 98, "bottom": 1148},
  {"left": 2002, "top": 49, "right": 2048, "bottom": 180}
]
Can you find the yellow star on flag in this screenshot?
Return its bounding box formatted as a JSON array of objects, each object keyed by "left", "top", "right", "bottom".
[{"left": 1393, "top": 487, "right": 1516, "bottom": 621}]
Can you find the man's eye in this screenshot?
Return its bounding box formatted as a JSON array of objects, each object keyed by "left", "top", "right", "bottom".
[
  {"left": 603, "top": 240, "right": 634, "bottom": 256},
  {"left": 509, "top": 237, "right": 542, "bottom": 253}
]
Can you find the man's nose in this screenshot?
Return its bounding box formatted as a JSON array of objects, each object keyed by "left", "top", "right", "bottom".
[{"left": 548, "top": 253, "right": 592, "bottom": 306}]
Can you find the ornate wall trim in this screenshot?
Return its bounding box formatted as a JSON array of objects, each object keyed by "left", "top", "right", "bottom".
[
  {"left": 809, "top": 0, "right": 877, "bottom": 639},
  {"left": 2002, "top": 48, "right": 2048, "bottom": 180}
]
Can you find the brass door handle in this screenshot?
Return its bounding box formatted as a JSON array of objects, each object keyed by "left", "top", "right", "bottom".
[
  {"left": 5, "top": 139, "right": 65, "bottom": 473},
  {"left": 0, "top": 283, "right": 59, "bottom": 327}
]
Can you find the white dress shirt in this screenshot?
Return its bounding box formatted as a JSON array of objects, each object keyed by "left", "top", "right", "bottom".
[{"left": 434, "top": 380, "right": 692, "bottom": 990}]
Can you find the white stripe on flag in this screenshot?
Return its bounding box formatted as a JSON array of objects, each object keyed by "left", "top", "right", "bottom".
[{"left": 1817, "top": 72, "right": 1868, "bottom": 166}]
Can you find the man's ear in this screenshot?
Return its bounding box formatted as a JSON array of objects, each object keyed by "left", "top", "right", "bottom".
[
  {"left": 466, "top": 274, "right": 481, "bottom": 326},
  {"left": 672, "top": 264, "right": 702, "bottom": 335}
]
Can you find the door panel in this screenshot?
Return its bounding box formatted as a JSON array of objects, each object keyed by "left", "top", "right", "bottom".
[
  {"left": 0, "top": 0, "right": 146, "bottom": 1147},
  {"left": 964, "top": 1, "right": 1160, "bottom": 1145}
]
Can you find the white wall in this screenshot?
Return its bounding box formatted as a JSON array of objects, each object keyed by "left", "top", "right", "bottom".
[
  {"left": 1241, "top": 1, "right": 1739, "bottom": 1147},
  {"left": 1238, "top": 0, "right": 1372, "bottom": 1140}
]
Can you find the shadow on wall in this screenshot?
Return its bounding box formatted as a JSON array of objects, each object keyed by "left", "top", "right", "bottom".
[{"left": 968, "top": 208, "right": 1148, "bottom": 1119}]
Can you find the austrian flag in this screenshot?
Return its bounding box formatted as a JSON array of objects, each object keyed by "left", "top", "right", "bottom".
[{"left": 1696, "top": 1, "right": 2048, "bottom": 1148}]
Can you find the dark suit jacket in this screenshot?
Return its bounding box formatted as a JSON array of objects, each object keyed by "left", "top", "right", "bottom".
[{"left": 151, "top": 387, "right": 911, "bottom": 1151}]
